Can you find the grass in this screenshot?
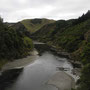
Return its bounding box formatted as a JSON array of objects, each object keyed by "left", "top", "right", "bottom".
[
  {"left": 21, "top": 19, "right": 55, "bottom": 33},
  {"left": 0, "top": 60, "right": 8, "bottom": 70}
]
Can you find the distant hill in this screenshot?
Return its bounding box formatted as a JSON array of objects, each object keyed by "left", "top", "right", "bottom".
[
  {"left": 72, "top": 10, "right": 90, "bottom": 25},
  {"left": 21, "top": 18, "right": 55, "bottom": 33}
]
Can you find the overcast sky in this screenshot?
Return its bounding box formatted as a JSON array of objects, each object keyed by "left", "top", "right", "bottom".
[{"left": 0, "top": 0, "right": 90, "bottom": 22}]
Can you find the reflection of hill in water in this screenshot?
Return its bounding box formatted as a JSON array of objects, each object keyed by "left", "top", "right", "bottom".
[{"left": 0, "top": 68, "right": 23, "bottom": 90}]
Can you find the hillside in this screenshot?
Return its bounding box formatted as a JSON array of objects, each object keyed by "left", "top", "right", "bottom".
[
  {"left": 21, "top": 18, "right": 55, "bottom": 33},
  {"left": 0, "top": 17, "right": 33, "bottom": 69},
  {"left": 32, "top": 11, "right": 90, "bottom": 90}
]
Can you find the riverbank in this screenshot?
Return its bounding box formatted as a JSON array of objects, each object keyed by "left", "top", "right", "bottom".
[
  {"left": 47, "top": 43, "right": 82, "bottom": 75},
  {"left": 42, "top": 42, "right": 82, "bottom": 89},
  {"left": 1, "top": 49, "right": 39, "bottom": 71}
]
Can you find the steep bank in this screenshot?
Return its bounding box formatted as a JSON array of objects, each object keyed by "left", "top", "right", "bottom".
[{"left": 0, "top": 17, "right": 34, "bottom": 69}]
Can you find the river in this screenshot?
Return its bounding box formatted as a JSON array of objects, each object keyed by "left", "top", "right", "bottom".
[{"left": 0, "top": 42, "right": 78, "bottom": 90}]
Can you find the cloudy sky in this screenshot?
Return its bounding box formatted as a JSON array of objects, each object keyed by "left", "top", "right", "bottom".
[{"left": 0, "top": 0, "right": 90, "bottom": 22}]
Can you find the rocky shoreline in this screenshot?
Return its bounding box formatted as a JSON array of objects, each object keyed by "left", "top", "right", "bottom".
[{"left": 50, "top": 44, "right": 81, "bottom": 65}]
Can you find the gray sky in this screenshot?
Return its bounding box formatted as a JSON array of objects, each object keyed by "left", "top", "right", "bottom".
[{"left": 0, "top": 0, "right": 90, "bottom": 22}]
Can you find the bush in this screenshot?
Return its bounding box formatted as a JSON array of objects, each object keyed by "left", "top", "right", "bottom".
[
  {"left": 24, "top": 37, "right": 33, "bottom": 49},
  {"left": 0, "top": 18, "right": 33, "bottom": 60},
  {"left": 77, "top": 64, "right": 90, "bottom": 90},
  {"left": 81, "top": 43, "right": 90, "bottom": 64}
]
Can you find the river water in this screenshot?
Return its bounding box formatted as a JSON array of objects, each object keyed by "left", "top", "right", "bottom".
[{"left": 3, "top": 43, "right": 76, "bottom": 90}]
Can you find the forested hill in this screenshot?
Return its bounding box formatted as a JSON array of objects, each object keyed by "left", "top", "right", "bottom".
[
  {"left": 32, "top": 11, "right": 90, "bottom": 90},
  {"left": 0, "top": 17, "right": 33, "bottom": 68}
]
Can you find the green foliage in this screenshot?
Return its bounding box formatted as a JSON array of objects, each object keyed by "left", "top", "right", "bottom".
[
  {"left": 23, "top": 37, "right": 34, "bottom": 49},
  {"left": 81, "top": 43, "right": 90, "bottom": 64},
  {"left": 0, "top": 18, "right": 33, "bottom": 61},
  {"left": 77, "top": 64, "right": 90, "bottom": 90},
  {"left": 58, "top": 19, "right": 90, "bottom": 52},
  {"left": 34, "top": 18, "right": 90, "bottom": 53}
]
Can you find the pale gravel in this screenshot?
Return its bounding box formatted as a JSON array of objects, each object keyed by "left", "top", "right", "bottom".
[{"left": 47, "top": 71, "right": 75, "bottom": 90}]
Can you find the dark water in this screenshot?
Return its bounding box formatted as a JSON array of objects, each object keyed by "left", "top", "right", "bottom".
[{"left": 4, "top": 51, "right": 74, "bottom": 90}]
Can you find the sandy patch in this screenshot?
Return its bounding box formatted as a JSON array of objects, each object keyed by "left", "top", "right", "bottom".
[{"left": 47, "top": 71, "right": 75, "bottom": 90}]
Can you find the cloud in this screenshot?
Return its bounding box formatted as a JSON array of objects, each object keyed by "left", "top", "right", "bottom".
[
  {"left": 0, "top": 0, "right": 90, "bottom": 22},
  {"left": 4, "top": 6, "right": 55, "bottom": 22}
]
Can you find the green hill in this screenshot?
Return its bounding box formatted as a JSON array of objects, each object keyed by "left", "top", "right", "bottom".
[{"left": 21, "top": 18, "right": 55, "bottom": 33}]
